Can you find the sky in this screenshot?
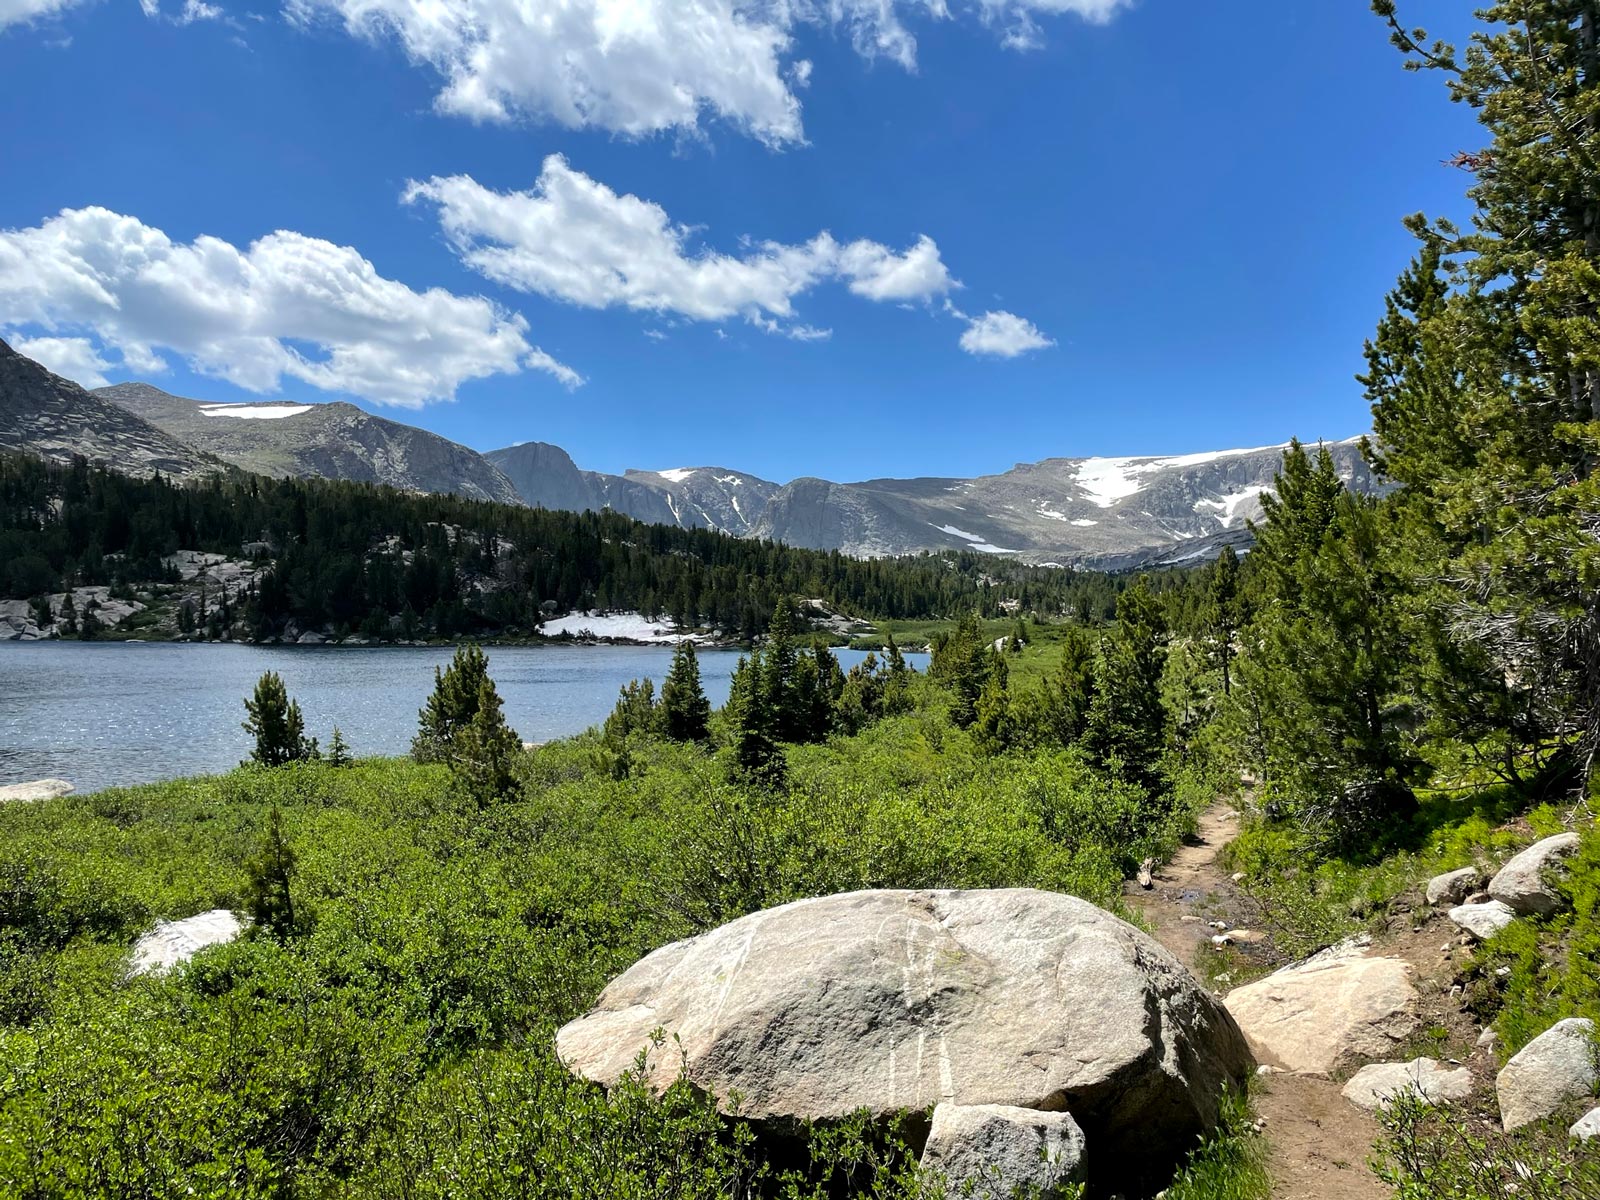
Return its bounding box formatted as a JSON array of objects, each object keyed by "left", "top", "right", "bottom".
[{"left": 0, "top": 0, "right": 1484, "bottom": 483}]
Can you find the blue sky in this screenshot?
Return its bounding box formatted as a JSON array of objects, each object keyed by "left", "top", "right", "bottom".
[{"left": 0, "top": 0, "right": 1482, "bottom": 482}]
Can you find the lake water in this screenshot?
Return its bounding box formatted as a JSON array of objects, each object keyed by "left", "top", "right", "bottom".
[{"left": 0, "top": 642, "right": 926, "bottom": 793}]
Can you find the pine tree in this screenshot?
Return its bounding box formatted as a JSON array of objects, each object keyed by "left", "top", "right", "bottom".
[
  {"left": 242, "top": 671, "right": 311, "bottom": 767},
  {"left": 1049, "top": 625, "right": 1098, "bottom": 745},
  {"left": 661, "top": 641, "right": 712, "bottom": 743},
  {"left": 1367, "top": 0, "right": 1600, "bottom": 788},
  {"left": 1084, "top": 577, "right": 1169, "bottom": 787},
  {"left": 972, "top": 656, "right": 1013, "bottom": 756},
  {"left": 726, "top": 653, "right": 785, "bottom": 788},
  {"left": 1203, "top": 545, "right": 1242, "bottom": 695},
  {"left": 244, "top": 806, "right": 298, "bottom": 937},
  {"left": 604, "top": 677, "right": 660, "bottom": 743},
  {"left": 327, "top": 725, "right": 352, "bottom": 768},
  {"left": 414, "top": 644, "right": 491, "bottom": 764},
  {"left": 453, "top": 678, "right": 523, "bottom": 807}
]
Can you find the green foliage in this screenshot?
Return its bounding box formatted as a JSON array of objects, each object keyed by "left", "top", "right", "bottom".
[
  {"left": 244, "top": 806, "right": 300, "bottom": 937},
  {"left": 414, "top": 644, "right": 493, "bottom": 764},
  {"left": 242, "top": 671, "right": 313, "bottom": 767},
  {"left": 327, "top": 726, "right": 353, "bottom": 769},
  {"left": 1084, "top": 577, "right": 1169, "bottom": 788},
  {"left": 1373, "top": 1089, "right": 1600, "bottom": 1200},
  {"left": 453, "top": 678, "right": 524, "bottom": 808},
  {"left": 1162, "top": 1087, "right": 1271, "bottom": 1200},
  {"left": 660, "top": 641, "right": 711, "bottom": 743}
]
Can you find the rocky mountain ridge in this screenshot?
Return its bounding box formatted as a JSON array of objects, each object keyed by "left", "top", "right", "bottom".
[{"left": 0, "top": 342, "right": 1382, "bottom": 567}]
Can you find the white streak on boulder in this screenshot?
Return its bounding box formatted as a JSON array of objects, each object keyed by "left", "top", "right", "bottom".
[
  {"left": 1497, "top": 1018, "right": 1599, "bottom": 1132},
  {"left": 1488, "top": 834, "right": 1581, "bottom": 916},
  {"left": 919, "top": 1103, "right": 1086, "bottom": 1199},
  {"left": 130, "top": 909, "right": 243, "bottom": 976},
  {"left": 1341, "top": 1058, "right": 1474, "bottom": 1111}
]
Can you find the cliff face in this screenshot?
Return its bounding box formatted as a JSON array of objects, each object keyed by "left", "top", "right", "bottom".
[
  {"left": 0, "top": 339, "right": 220, "bottom": 479},
  {"left": 97, "top": 382, "right": 522, "bottom": 504}
]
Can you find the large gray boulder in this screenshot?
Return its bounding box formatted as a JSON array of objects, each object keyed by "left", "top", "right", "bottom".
[
  {"left": 1425, "top": 867, "right": 1483, "bottom": 907},
  {"left": 129, "top": 909, "right": 243, "bottom": 975},
  {"left": 1224, "top": 948, "right": 1418, "bottom": 1075},
  {"left": 0, "top": 778, "right": 74, "bottom": 803},
  {"left": 1341, "top": 1058, "right": 1474, "bottom": 1111},
  {"left": 1497, "top": 1018, "right": 1599, "bottom": 1132},
  {"left": 1447, "top": 900, "right": 1517, "bottom": 941},
  {"left": 556, "top": 889, "right": 1252, "bottom": 1182},
  {"left": 919, "top": 1103, "right": 1085, "bottom": 1199},
  {"left": 1488, "top": 834, "right": 1581, "bottom": 916}
]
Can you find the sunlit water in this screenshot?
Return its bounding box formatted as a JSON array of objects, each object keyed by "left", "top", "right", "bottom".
[{"left": 0, "top": 641, "right": 925, "bottom": 793}]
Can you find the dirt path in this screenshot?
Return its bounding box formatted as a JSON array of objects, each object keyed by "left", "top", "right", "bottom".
[{"left": 1124, "top": 804, "right": 1393, "bottom": 1200}]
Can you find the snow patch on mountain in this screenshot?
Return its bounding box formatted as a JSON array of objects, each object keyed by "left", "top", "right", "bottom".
[
  {"left": 1073, "top": 442, "right": 1304, "bottom": 508},
  {"left": 655, "top": 468, "right": 696, "bottom": 483},
  {"left": 540, "top": 611, "right": 711, "bottom": 643},
  {"left": 931, "top": 524, "right": 1018, "bottom": 554},
  {"left": 1194, "top": 486, "right": 1273, "bottom": 528},
  {"left": 200, "top": 404, "right": 314, "bottom": 420}
]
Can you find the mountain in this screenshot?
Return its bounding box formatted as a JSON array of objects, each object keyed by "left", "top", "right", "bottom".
[
  {"left": 486, "top": 446, "right": 780, "bottom": 535},
  {"left": 96, "top": 383, "right": 522, "bottom": 505},
  {"left": 0, "top": 338, "right": 220, "bottom": 478},
  {"left": 748, "top": 440, "right": 1378, "bottom": 566}
]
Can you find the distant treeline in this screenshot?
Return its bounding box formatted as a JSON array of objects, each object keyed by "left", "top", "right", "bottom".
[{"left": 0, "top": 453, "right": 1202, "bottom": 639}]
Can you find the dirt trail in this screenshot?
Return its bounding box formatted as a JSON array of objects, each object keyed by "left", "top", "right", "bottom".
[{"left": 1125, "top": 804, "right": 1393, "bottom": 1200}]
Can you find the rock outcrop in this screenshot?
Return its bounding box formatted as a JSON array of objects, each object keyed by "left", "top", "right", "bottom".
[
  {"left": 1488, "top": 834, "right": 1581, "bottom": 916},
  {"left": 1223, "top": 948, "right": 1418, "bottom": 1075},
  {"left": 1497, "top": 1018, "right": 1599, "bottom": 1132},
  {"left": 0, "top": 778, "right": 74, "bottom": 803},
  {"left": 919, "top": 1103, "right": 1085, "bottom": 1199},
  {"left": 1341, "top": 1058, "right": 1474, "bottom": 1111},
  {"left": 1425, "top": 867, "right": 1484, "bottom": 907},
  {"left": 129, "top": 910, "right": 243, "bottom": 975},
  {"left": 1447, "top": 900, "right": 1517, "bottom": 941},
  {"left": 556, "top": 888, "right": 1253, "bottom": 1186}
]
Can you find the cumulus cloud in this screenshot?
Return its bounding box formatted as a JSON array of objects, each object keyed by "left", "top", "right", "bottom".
[
  {"left": 405, "top": 156, "right": 955, "bottom": 334},
  {"left": 288, "top": 0, "right": 1132, "bottom": 144},
  {"left": 0, "top": 0, "right": 85, "bottom": 30},
  {"left": 0, "top": 206, "right": 577, "bottom": 405},
  {"left": 956, "top": 307, "right": 1054, "bottom": 357},
  {"left": 6, "top": 334, "right": 115, "bottom": 388}
]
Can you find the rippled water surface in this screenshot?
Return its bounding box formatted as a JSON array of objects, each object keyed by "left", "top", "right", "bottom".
[{"left": 0, "top": 641, "right": 924, "bottom": 793}]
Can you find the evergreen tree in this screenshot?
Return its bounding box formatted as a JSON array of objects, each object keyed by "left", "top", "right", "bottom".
[
  {"left": 661, "top": 641, "right": 712, "bottom": 742},
  {"left": 972, "top": 656, "right": 1013, "bottom": 756},
  {"left": 414, "top": 644, "right": 491, "bottom": 764},
  {"left": 244, "top": 806, "right": 298, "bottom": 937},
  {"left": 453, "top": 678, "right": 523, "bottom": 807},
  {"left": 1365, "top": 0, "right": 1600, "bottom": 788},
  {"left": 1084, "top": 576, "right": 1169, "bottom": 786},
  {"left": 1203, "top": 545, "right": 1241, "bottom": 695},
  {"left": 242, "top": 671, "right": 311, "bottom": 767},
  {"left": 931, "top": 612, "right": 998, "bottom": 728},
  {"left": 605, "top": 677, "right": 661, "bottom": 743},
  {"left": 327, "top": 725, "right": 353, "bottom": 768},
  {"left": 726, "top": 653, "right": 785, "bottom": 788},
  {"left": 1049, "top": 626, "right": 1099, "bottom": 746}
]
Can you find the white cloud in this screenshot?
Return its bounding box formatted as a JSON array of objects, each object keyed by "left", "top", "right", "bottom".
[
  {"left": 288, "top": 0, "right": 1133, "bottom": 144},
  {"left": 0, "top": 206, "right": 577, "bottom": 405},
  {"left": 0, "top": 0, "right": 84, "bottom": 30},
  {"left": 405, "top": 155, "right": 955, "bottom": 332},
  {"left": 5, "top": 334, "right": 115, "bottom": 388},
  {"left": 957, "top": 308, "right": 1053, "bottom": 357}
]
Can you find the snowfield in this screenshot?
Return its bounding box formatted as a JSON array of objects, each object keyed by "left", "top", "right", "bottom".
[
  {"left": 540, "top": 611, "right": 713, "bottom": 643},
  {"left": 200, "top": 404, "right": 315, "bottom": 420},
  {"left": 930, "top": 524, "right": 1018, "bottom": 554},
  {"left": 655, "top": 468, "right": 696, "bottom": 483}
]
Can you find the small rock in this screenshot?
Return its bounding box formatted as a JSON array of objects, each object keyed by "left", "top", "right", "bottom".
[
  {"left": 1221, "top": 929, "right": 1266, "bottom": 945},
  {"left": 1477, "top": 1027, "right": 1500, "bottom": 1051},
  {"left": 1230, "top": 872, "right": 1247, "bottom": 883},
  {"left": 1208, "top": 920, "right": 1228, "bottom": 930},
  {"left": 1447, "top": 900, "right": 1517, "bottom": 941},
  {"left": 919, "top": 1103, "right": 1086, "bottom": 1199},
  {"left": 1497, "top": 1018, "right": 1599, "bottom": 1132},
  {"left": 1137, "top": 858, "right": 1155, "bottom": 890},
  {"left": 1256, "top": 1064, "right": 1277, "bottom": 1076},
  {"left": 1488, "top": 834, "right": 1582, "bottom": 917},
  {"left": 1426, "top": 867, "right": 1485, "bottom": 907},
  {"left": 0, "top": 778, "right": 75, "bottom": 803},
  {"left": 1180, "top": 915, "right": 1202, "bottom": 924},
  {"left": 1342, "top": 1058, "right": 1474, "bottom": 1111},
  {"left": 1571, "top": 1106, "right": 1600, "bottom": 1141}
]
